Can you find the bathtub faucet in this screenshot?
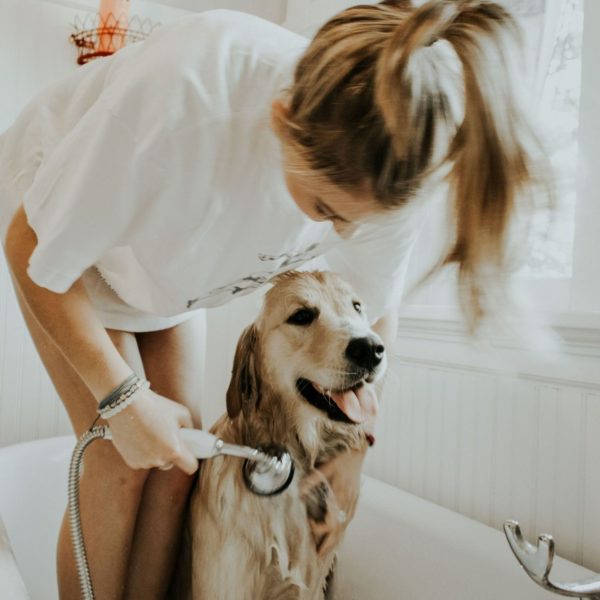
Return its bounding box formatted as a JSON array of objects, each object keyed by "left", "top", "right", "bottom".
[{"left": 504, "top": 520, "right": 600, "bottom": 599}]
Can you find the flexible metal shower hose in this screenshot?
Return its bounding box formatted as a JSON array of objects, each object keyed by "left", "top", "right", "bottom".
[{"left": 68, "top": 425, "right": 112, "bottom": 600}]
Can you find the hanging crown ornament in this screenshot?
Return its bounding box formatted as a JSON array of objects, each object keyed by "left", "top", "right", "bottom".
[{"left": 70, "top": 0, "right": 160, "bottom": 65}]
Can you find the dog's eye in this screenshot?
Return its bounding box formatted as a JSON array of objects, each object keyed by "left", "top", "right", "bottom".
[
  {"left": 287, "top": 308, "right": 316, "bottom": 326},
  {"left": 353, "top": 302, "right": 362, "bottom": 314}
]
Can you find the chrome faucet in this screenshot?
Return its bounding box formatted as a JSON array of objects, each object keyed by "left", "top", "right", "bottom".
[{"left": 504, "top": 520, "right": 600, "bottom": 599}]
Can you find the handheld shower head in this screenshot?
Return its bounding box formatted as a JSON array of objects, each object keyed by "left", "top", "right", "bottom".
[
  {"left": 242, "top": 446, "right": 295, "bottom": 496},
  {"left": 179, "top": 428, "right": 294, "bottom": 496}
]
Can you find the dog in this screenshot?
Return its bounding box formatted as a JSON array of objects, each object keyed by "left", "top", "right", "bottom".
[{"left": 176, "top": 270, "right": 387, "bottom": 599}]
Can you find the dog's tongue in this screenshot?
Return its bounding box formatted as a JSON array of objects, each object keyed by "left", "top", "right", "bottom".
[{"left": 329, "top": 385, "right": 378, "bottom": 424}]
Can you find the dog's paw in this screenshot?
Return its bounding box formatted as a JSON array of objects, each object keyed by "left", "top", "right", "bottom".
[
  {"left": 300, "top": 449, "right": 365, "bottom": 557},
  {"left": 300, "top": 469, "right": 332, "bottom": 524},
  {"left": 305, "top": 480, "right": 330, "bottom": 523},
  {"left": 300, "top": 469, "right": 349, "bottom": 556}
]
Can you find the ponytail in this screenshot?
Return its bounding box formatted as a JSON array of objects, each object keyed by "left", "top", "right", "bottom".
[
  {"left": 375, "top": 0, "right": 547, "bottom": 330},
  {"left": 275, "top": 0, "right": 549, "bottom": 331}
]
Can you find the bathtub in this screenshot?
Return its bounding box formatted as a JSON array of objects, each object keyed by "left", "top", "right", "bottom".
[{"left": 0, "top": 436, "right": 596, "bottom": 599}]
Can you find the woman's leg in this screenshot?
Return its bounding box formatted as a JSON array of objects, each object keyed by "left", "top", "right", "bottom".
[
  {"left": 10, "top": 282, "right": 150, "bottom": 600},
  {"left": 124, "top": 314, "right": 206, "bottom": 599}
]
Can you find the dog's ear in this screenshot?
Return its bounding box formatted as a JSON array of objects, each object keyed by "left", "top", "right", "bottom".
[{"left": 226, "top": 324, "right": 261, "bottom": 420}]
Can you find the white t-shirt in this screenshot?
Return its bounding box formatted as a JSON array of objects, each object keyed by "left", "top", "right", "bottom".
[{"left": 0, "top": 9, "right": 427, "bottom": 323}]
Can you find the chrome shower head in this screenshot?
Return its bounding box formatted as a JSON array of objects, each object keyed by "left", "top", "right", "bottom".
[
  {"left": 179, "top": 428, "right": 295, "bottom": 496},
  {"left": 242, "top": 447, "right": 294, "bottom": 496}
]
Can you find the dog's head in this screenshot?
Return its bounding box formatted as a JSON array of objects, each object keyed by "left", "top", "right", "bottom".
[{"left": 226, "top": 271, "right": 386, "bottom": 452}]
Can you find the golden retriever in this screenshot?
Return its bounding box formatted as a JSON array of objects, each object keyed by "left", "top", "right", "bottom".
[{"left": 175, "top": 270, "right": 387, "bottom": 599}]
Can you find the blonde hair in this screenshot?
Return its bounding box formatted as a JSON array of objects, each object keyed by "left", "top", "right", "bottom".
[{"left": 273, "top": 0, "right": 548, "bottom": 330}]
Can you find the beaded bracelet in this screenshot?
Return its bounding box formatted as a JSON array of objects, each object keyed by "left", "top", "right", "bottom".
[
  {"left": 97, "top": 374, "right": 150, "bottom": 420},
  {"left": 98, "top": 374, "right": 138, "bottom": 411}
]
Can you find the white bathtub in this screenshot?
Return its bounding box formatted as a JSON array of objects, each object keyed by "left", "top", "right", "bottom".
[{"left": 0, "top": 436, "right": 595, "bottom": 600}]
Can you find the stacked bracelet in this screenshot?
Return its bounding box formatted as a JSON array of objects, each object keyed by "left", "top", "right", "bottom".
[{"left": 97, "top": 374, "right": 150, "bottom": 420}]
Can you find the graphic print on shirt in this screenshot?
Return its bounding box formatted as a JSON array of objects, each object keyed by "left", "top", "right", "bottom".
[{"left": 186, "top": 243, "right": 320, "bottom": 309}]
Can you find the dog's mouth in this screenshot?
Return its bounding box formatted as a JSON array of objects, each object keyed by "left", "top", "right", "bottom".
[{"left": 296, "top": 378, "right": 378, "bottom": 425}]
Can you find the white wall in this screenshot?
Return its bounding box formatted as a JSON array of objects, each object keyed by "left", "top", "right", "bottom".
[{"left": 144, "top": 0, "right": 286, "bottom": 23}]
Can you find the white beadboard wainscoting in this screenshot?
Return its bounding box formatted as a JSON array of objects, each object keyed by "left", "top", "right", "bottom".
[{"left": 364, "top": 312, "right": 600, "bottom": 574}]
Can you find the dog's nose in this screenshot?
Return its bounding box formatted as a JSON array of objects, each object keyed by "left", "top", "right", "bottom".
[{"left": 345, "top": 337, "right": 385, "bottom": 370}]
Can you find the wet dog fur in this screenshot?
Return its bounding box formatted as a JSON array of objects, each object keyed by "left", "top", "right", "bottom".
[{"left": 174, "top": 271, "right": 386, "bottom": 599}]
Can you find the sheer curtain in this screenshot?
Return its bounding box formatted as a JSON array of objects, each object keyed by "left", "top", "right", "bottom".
[{"left": 511, "top": 0, "right": 584, "bottom": 279}]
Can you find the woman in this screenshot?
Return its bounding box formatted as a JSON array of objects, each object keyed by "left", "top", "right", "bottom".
[{"left": 0, "top": 1, "right": 544, "bottom": 598}]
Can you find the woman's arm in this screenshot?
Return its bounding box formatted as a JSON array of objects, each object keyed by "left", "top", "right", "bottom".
[
  {"left": 4, "top": 205, "right": 134, "bottom": 400},
  {"left": 4, "top": 205, "right": 197, "bottom": 473}
]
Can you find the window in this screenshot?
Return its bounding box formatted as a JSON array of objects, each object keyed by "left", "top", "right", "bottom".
[
  {"left": 518, "top": 0, "right": 583, "bottom": 279},
  {"left": 403, "top": 0, "right": 598, "bottom": 319}
]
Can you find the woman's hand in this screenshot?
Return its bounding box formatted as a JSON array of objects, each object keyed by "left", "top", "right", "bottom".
[
  {"left": 107, "top": 388, "right": 199, "bottom": 474},
  {"left": 300, "top": 446, "right": 367, "bottom": 557}
]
